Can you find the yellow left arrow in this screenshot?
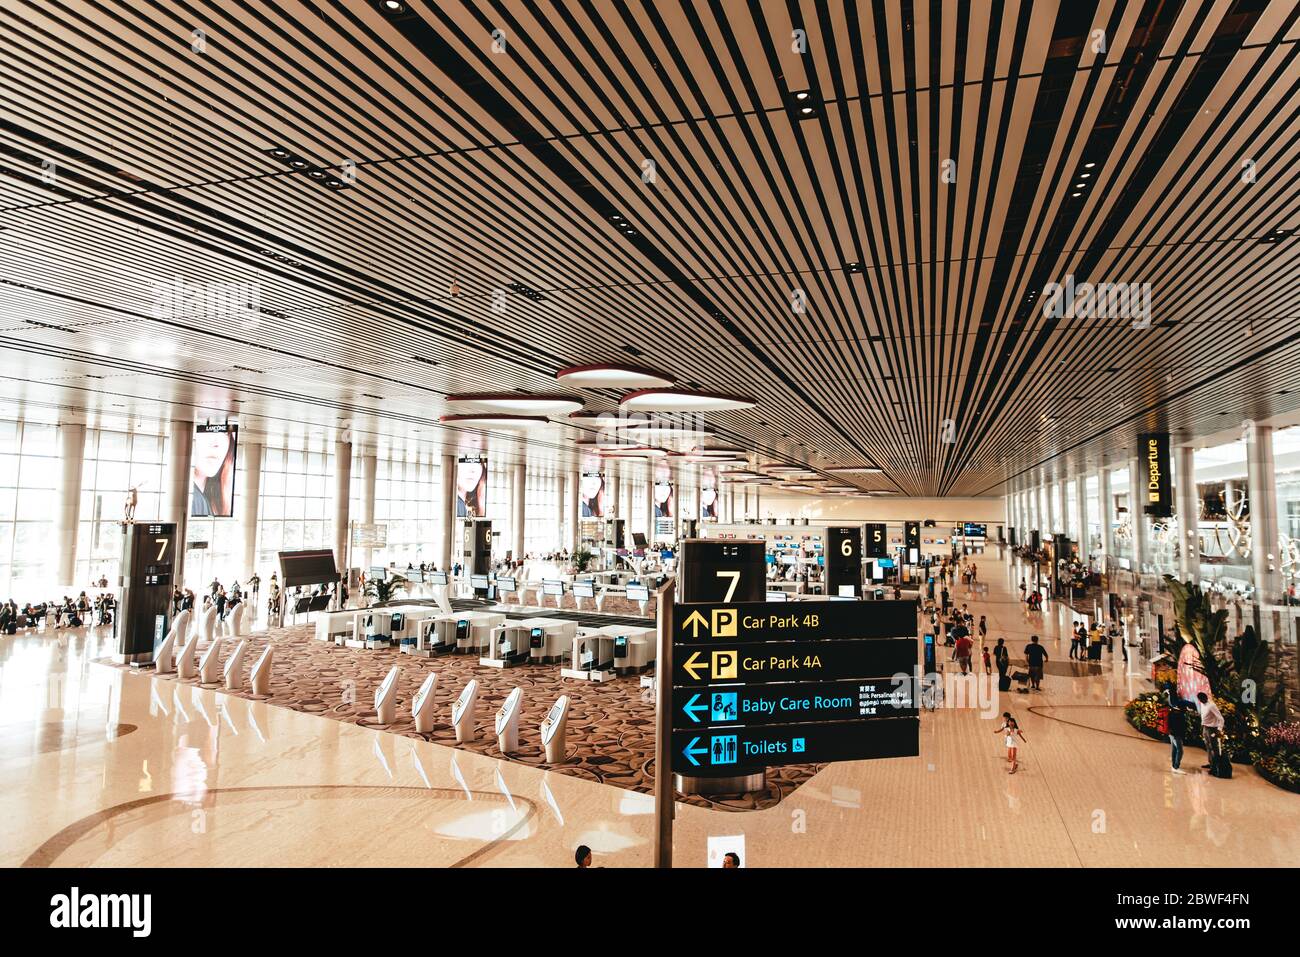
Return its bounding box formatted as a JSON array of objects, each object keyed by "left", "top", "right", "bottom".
[{"left": 682, "top": 650, "right": 707, "bottom": 680}]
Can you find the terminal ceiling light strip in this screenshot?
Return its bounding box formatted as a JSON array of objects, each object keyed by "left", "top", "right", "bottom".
[
  {"left": 445, "top": 393, "right": 585, "bottom": 415},
  {"left": 555, "top": 363, "right": 675, "bottom": 388},
  {"left": 438, "top": 414, "right": 552, "bottom": 431},
  {"left": 619, "top": 389, "right": 756, "bottom": 413}
]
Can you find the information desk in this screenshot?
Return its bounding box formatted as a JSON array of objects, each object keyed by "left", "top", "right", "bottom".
[{"left": 501, "top": 617, "right": 575, "bottom": 664}]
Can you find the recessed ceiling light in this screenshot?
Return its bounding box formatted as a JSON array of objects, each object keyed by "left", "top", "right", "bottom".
[
  {"left": 1075, "top": 183, "right": 1086, "bottom": 188},
  {"left": 1072, "top": 192, "right": 1081, "bottom": 197},
  {"left": 1080, "top": 172, "right": 1091, "bottom": 178},
  {"left": 288, "top": 158, "right": 308, "bottom": 169},
  {"left": 1084, "top": 162, "right": 1095, "bottom": 168},
  {"left": 378, "top": 0, "right": 406, "bottom": 12},
  {"left": 446, "top": 393, "right": 585, "bottom": 415},
  {"left": 845, "top": 261, "right": 863, "bottom": 273},
  {"left": 794, "top": 91, "right": 809, "bottom": 101},
  {"left": 620, "top": 389, "right": 756, "bottom": 413},
  {"left": 555, "top": 363, "right": 675, "bottom": 389}
]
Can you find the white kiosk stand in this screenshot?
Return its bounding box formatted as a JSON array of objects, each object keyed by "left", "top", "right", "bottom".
[
  {"left": 177, "top": 631, "right": 201, "bottom": 681},
  {"left": 412, "top": 672, "right": 438, "bottom": 733},
  {"left": 451, "top": 678, "right": 479, "bottom": 743},
  {"left": 540, "top": 694, "right": 569, "bottom": 763},
  {"left": 198, "top": 636, "right": 224, "bottom": 685},
  {"left": 374, "top": 665, "right": 401, "bottom": 726},
  {"left": 199, "top": 604, "right": 217, "bottom": 643},
  {"left": 250, "top": 646, "right": 274, "bottom": 696},
  {"left": 233, "top": 603, "right": 250, "bottom": 636},
  {"left": 154, "top": 624, "right": 179, "bottom": 676},
  {"left": 223, "top": 639, "right": 248, "bottom": 691},
  {"left": 495, "top": 686, "right": 523, "bottom": 754}
]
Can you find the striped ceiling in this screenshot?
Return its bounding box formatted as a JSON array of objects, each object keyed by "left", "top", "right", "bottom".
[{"left": 0, "top": 0, "right": 1297, "bottom": 496}]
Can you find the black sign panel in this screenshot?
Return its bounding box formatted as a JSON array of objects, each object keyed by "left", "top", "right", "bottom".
[
  {"left": 864, "top": 522, "right": 888, "bottom": 557},
  {"left": 825, "top": 526, "right": 862, "bottom": 597},
  {"left": 672, "top": 638, "right": 918, "bottom": 686},
  {"left": 1139, "top": 431, "right": 1173, "bottom": 517},
  {"left": 674, "top": 717, "right": 919, "bottom": 770},
  {"left": 118, "top": 522, "right": 176, "bottom": 661},
  {"left": 674, "top": 678, "right": 916, "bottom": 730},
  {"left": 679, "top": 539, "right": 765, "bottom": 604},
  {"left": 673, "top": 599, "right": 917, "bottom": 644},
  {"left": 904, "top": 521, "right": 920, "bottom": 550}
]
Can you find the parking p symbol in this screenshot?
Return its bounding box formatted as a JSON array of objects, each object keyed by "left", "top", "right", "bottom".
[
  {"left": 712, "top": 608, "right": 737, "bottom": 637},
  {"left": 711, "top": 650, "right": 738, "bottom": 680}
]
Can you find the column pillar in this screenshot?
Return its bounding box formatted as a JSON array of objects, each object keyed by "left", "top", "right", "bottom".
[
  {"left": 440, "top": 453, "right": 456, "bottom": 571},
  {"left": 512, "top": 462, "right": 526, "bottom": 561},
  {"left": 238, "top": 441, "right": 263, "bottom": 577},
  {"left": 55, "top": 420, "right": 86, "bottom": 587},
  {"left": 568, "top": 468, "right": 580, "bottom": 554},
  {"left": 644, "top": 470, "right": 655, "bottom": 542},
  {"left": 1056, "top": 480, "right": 1068, "bottom": 536},
  {"left": 333, "top": 439, "right": 352, "bottom": 575},
  {"left": 358, "top": 451, "right": 377, "bottom": 569},
  {"left": 1246, "top": 424, "right": 1280, "bottom": 602},
  {"left": 1074, "top": 474, "right": 1087, "bottom": 552},
  {"left": 554, "top": 470, "right": 565, "bottom": 554},
  {"left": 1098, "top": 469, "right": 1114, "bottom": 559},
  {"left": 163, "top": 419, "right": 193, "bottom": 588},
  {"left": 1128, "top": 457, "right": 1147, "bottom": 572},
  {"left": 1175, "top": 444, "right": 1198, "bottom": 583}
]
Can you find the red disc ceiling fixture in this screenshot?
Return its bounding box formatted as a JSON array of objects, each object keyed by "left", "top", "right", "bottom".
[
  {"left": 555, "top": 363, "right": 676, "bottom": 389},
  {"left": 619, "top": 388, "right": 757, "bottom": 413},
  {"left": 445, "top": 392, "right": 585, "bottom": 415},
  {"left": 438, "top": 414, "right": 552, "bottom": 430}
]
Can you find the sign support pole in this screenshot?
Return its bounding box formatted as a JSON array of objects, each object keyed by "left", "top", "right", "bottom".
[{"left": 653, "top": 580, "right": 675, "bottom": 868}]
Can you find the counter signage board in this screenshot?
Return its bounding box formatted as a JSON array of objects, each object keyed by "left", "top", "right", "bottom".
[
  {"left": 864, "top": 523, "right": 887, "bottom": 557},
  {"left": 669, "top": 598, "right": 919, "bottom": 771}
]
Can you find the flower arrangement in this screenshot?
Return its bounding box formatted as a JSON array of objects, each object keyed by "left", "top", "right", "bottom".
[{"left": 1251, "top": 720, "right": 1300, "bottom": 793}]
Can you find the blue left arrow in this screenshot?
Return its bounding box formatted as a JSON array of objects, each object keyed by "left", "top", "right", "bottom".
[
  {"left": 682, "top": 736, "right": 709, "bottom": 767},
  {"left": 682, "top": 694, "right": 708, "bottom": 723}
]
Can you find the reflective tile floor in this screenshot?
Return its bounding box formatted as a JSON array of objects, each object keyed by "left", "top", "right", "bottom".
[{"left": 2, "top": 548, "right": 1295, "bottom": 868}]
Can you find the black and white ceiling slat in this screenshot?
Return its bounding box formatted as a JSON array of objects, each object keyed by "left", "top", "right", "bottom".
[{"left": 0, "top": 0, "right": 1297, "bottom": 494}]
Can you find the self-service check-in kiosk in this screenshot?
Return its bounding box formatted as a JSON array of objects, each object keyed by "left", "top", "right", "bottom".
[
  {"left": 571, "top": 579, "right": 595, "bottom": 610},
  {"left": 412, "top": 672, "right": 438, "bottom": 732},
  {"left": 250, "top": 646, "right": 274, "bottom": 696},
  {"left": 561, "top": 629, "right": 617, "bottom": 682},
  {"left": 316, "top": 610, "right": 356, "bottom": 644},
  {"left": 495, "top": 686, "right": 523, "bottom": 754},
  {"left": 541, "top": 695, "right": 569, "bottom": 763},
  {"left": 374, "top": 665, "right": 401, "bottom": 725},
  {"left": 393, "top": 608, "right": 439, "bottom": 654},
  {"left": 604, "top": 625, "right": 656, "bottom": 675},
  {"left": 451, "top": 678, "right": 479, "bottom": 743},
  {"left": 224, "top": 639, "right": 248, "bottom": 691},
  {"left": 410, "top": 613, "right": 459, "bottom": 657},
  {"left": 479, "top": 619, "right": 530, "bottom": 669},
  {"left": 199, "top": 636, "right": 224, "bottom": 685},
  {"left": 542, "top": 579, "right": 565, "bottom": 608},
  {"left": 177, "top": 631, "right": 201, "bottom": 680},
  {"left": 499, "top": 617, "right": 574, "bottom": 664},
  {"left": 452, "top": 611, "right": 503, "bottom": 654}
]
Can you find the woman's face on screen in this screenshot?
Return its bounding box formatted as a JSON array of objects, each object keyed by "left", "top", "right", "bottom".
[
  {"left": 457, "top": 463, "right": 484, "bottom": 495},
  {"left": 193, "top": 431, "right": 230, "bottom": 479}
]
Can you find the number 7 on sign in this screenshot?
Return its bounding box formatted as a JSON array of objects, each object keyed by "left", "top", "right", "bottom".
[{"left": 716, "top": 571, "right": 739, "bottom": 603}]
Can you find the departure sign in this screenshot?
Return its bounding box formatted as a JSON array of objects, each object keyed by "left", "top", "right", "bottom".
[
  {"left": 669, "top": 598, "right": 919, "bottom": 772},
  {"left": 864, "top": 522, "right": 887, "bottom": 557},
  {"left": 1139, "top": 431, "right": 1173, "bottom": 517}
]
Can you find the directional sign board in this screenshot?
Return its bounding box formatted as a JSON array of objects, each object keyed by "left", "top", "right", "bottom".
[
  {"left": 670, "top": 598, "right": 919, "bottom": 772},
  {"left": 675, "top": 679, "right": 916, "bottom": 729}
]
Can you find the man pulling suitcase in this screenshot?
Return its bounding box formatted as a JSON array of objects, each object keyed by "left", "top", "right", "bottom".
[{"left": 1195, "top": 692, "right": 1231, "bottom": 778}]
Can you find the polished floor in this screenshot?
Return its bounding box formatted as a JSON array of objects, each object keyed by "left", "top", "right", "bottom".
[{"left": 2, "top": 548, "right": 1296, "bottom": 867}]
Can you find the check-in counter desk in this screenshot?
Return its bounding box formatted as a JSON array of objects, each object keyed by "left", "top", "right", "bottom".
[
  {"left": 389, "top": 606, "right": 442, "bottom": 653},
  {"left": 500, "top": 617, "right": 575, "bottom": 664},
  {"left": 315, "top": 610, "right": 359, "bottom": 644},
  {"left": 561, "top": 627, "right": 619, "bottom": 682},
  {"left": 601, "top": 624, "right": 656, "bottom": 674},
  {"left": 444, "top": 610, "right": 505, "bottom": 654}
]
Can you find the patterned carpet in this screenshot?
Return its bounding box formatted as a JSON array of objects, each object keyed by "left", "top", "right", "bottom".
[{"left": 103, "top": 620, "right": 821, "bottom": 811}]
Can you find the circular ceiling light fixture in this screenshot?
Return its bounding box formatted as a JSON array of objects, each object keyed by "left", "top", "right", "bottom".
[
  {"left": 438, "top": 414, "right": 552, "bottom": 431},
  {"left": 825, "top": 466, "right": 883, "bottom": 475},
  {"left": 555, "top": 363, "right": 675, "bottom": 389},
  {"left": 620, "top": 389, "right": 756, "bottom": 413},
  {"left": 446, "top": 392, "right": 585, "bottom": 415},
  {"left": 594, "top": 446, "right": 669, "bottom": 458},
  {"left": 778, "top": 483, "right": 817, "bottom": 492},
  {"left": 683, "top": 447, "right": 747, "bottom": 459}
]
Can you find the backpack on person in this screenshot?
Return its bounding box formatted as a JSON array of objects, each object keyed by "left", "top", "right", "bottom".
[{"left": 1155, "top": 706, "right": 1169, "bottom": 735}]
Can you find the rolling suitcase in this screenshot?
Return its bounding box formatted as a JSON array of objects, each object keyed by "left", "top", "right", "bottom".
[{"left": 998, "top": 672, "right": 1012, "bottom": 692}]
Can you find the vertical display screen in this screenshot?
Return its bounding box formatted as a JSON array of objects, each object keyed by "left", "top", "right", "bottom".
[
  {"left": 191, "top": 423, "right": 238, "bottom": 517},
  {"left": 456, "top": 456, "right": 488, "bottom": 517}
]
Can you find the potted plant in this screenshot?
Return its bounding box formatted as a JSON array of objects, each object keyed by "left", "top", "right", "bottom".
[
  {"left": 574, "top": 546, "right": 593, "bottom": 574},
  {"left": 364, "top": 574, "right": 407, "bottom": 606},
  {"left": 1251, "top": 721, "right": 1300, "bottom": 793}
]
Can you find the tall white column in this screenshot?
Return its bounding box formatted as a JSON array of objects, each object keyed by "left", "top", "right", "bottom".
[
  {"left": 440, "top": 453, "right": 456, "bottom": 571},
  {"left": 1074, "top": 474, "right": 1087, "bottom": 550},
  {"left": 568, "top": 468, "right": 580, "bottom": 554},
  {"left": 1246, "top": 424, "right": 1279, "bottom": 602},
  {"left": 55, "top": 420, "right": 86, "bottom": 588},
  {"left": 163, "top": 419, "right": 193, "bottom": 588},
  {"left": 359, "top": 451, "right": 377, "bottom": 569},
  {"left": 512, "top": 462, "right": 526, "bottom": 561},
  {"left": 1128, "top": 457, "right": 1147, "bottom": 572},
  {"left": 1175, "top": 445, "right": 1198, "bottom": 583},
  {"left": 644, "top": 471, "right": 655, "bottom": 541},
  {"left": 1056, "top": 480, "right": 1068, "bottom": 536},
  {"left": 333, "top": 440, "right": 352, "bottom": 575},
  {"left": 1097, "top": 469, "right": 1113, "bottom": 559},
  {"left": 238, "top": 441, "right": 263, "bottom": 577},
  {"left": 554, "top": 470, "right": 565, "bottom": 553}
]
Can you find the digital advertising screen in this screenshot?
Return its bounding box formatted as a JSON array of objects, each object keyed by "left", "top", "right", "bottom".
[
  {"left": 653, "top": 480, "right": 674, "bottom": 518},
  {"left": 700, "top": 485, "right": 718, "bottom": 520},
  {"left": 191, "top": 423, "right": 238, "bottom": 517},
  {"left": 580, "top": 470, "right": 605, "bottom": 518},
  {"left": 455, "top": 456, "right": 488, "bottom": 518},
  {"left": 625, "top": 584, "right": 650, "bottom": 602}
]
